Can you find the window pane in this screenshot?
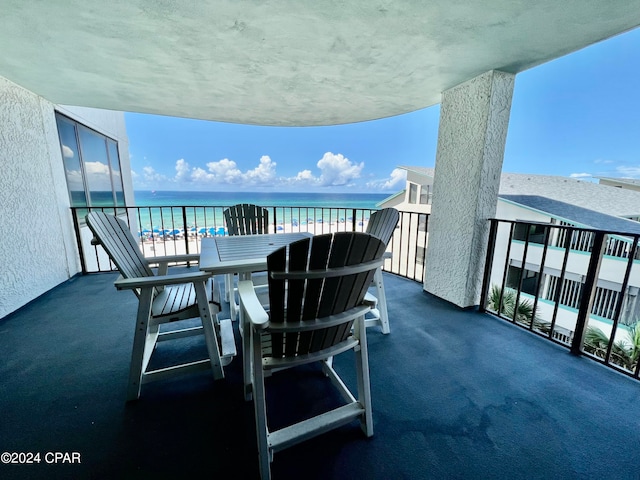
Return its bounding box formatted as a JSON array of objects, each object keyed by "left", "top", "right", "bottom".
[
  {"left": 107, "top": 140, "right": 125, "bottom": 207},
  {"left": 506, "top": 266, "right": 539, "bottom": 296},
  {"left": 78, "top": 126, "right": 114, "bottom": 207},
  {"left": 409, "top": 184, "right": 418, "bottom": 203},
  {"left": 513, "top": 223, "right": 547, "bottom": 244},
  {"left": 56, "top": 117, "right": 86, "bottom": 207},
  {"left": 419, "top": 184, "right": 431, "bottom": 204}
]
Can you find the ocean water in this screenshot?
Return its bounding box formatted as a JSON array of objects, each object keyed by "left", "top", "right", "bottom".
[
  {"left": 134, "top": 191, "right": 387, "bottom": 209},
  {"left": 132, "top": 191, "right": 388, "bottom": 232}
]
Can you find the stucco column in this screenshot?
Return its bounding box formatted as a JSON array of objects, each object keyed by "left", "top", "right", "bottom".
[{"left": 424, "top": 70, "right": 514, "bottom": 308}]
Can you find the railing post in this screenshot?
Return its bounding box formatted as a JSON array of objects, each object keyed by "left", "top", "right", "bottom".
[
  {"left": 71, "top": 208, "right": 89, "bottom": 274},
  {"left": 571, "top": 230, "right": 607, "bottom": 356},
  {"left": 182, "top": 206, "right": 190, "bottom": 257},
  {"left": 479, "top": 219, "right": 499, "bottom": 312}
]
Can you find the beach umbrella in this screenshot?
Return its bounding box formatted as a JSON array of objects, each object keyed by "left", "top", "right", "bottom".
[
  {"left": 277, "top": 225, "right": 284, "bottom": 231},
  {"left": 198, "top": 227, "right": 208, "bottom": 235}
]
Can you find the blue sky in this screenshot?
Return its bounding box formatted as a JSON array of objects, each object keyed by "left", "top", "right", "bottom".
[{"left": 127, "top": 27, "right": 640, "bottom": 193}]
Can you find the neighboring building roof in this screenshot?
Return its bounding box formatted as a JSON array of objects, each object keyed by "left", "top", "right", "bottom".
[
  {"left": 377, "top": 189, "right": 405, "bottom": 207},
  {"left": 396, "top": 167, "right": 640, "bottom": 228},
  {"left": 398, "top": 165, "right": 435, "bottom": 178},
  {"left": 596, "top": 177, "right": 640, "bottom": 187},
  {"left": 499, "top": 195, "right": 640, "bottom": 235},
  {"left": 498, "top": 173, "right": 640, "bottom": 218}
]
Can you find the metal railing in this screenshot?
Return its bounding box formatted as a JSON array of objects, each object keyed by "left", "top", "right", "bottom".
[
  {"left": 480, "top": 218, "right": 640, "bottom": 380},
  {"left": 72, "top": 206, "right": 428, "bottom": 283}
]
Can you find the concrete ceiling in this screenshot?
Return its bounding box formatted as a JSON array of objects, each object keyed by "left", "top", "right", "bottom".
[{"left": 2, "top": 1, "right": 640, "bottom": 126}]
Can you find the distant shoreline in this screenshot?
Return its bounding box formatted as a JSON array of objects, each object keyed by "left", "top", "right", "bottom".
[{"left": 133, "top": 190, "right": 388, "bottom": 209}]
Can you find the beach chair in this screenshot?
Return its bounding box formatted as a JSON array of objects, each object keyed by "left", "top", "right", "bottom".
[
  {"left": 238, "top": 232, "right": 386, "bottom": 480},
  {"left": 364, "top": 207, "right": 399, "bottom": 334},
  {"left": 86, "top": 211, "right": 236, "bottom": 401},
  {"left": 223, "top": 203, "right": 270, "bottom": 320}
]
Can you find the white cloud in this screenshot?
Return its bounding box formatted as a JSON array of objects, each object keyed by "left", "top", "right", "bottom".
[
  {"left": 142, "top": 166, "right": 167, "bottom": 183},
  {"left": 82, "top": 161, "right": 113, "bottom": 190},
  {"left": 615, "top": 165, "right": 640, "bottom": 178},
  {"left": 175, "top": 158, "right": 191, "bottom": 181},
  {"left": 382, "top": 168, "right": 406, "bottom": 189},
  {"left": 204, "top": 158, "right": 243, "bottom": 183},
  {"left": 245, "top": 155, "right": 277, "bottom": 183},
  {"left": 569, "top": 172, "right": 592, "bottom": 179},
  {"left": 62, "top": 144, "right": 74, "bottom": 158},
  {"left": 84, "top": 161, "right": 110, "bottom": 175},
  {"left": 366, "top": 168, "right": 407, "bottom": 190},
  {"left": 316, "top": 152, "right": 363, "bottom": 186},
  {"left": 190, "top": 167, "right": 215, "bottom": 182},
  {"left": 295, "top": 170, "right": 316, "bottom": 181},
  {"left": 65, "top": 168, "right": 83, "bottom": 190},
  {"left": 131, "top": 152, "right": 393, "bottom": 191}
]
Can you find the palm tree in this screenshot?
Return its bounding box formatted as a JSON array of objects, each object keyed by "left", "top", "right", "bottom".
[
  {"left": 584, "top": 322, "right": 640, "bottom": 372},
  {"left": 487, "top": 285, "right": 548, "bottom": 331}
]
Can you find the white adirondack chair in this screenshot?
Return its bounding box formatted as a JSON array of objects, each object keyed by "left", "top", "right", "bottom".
[
  {"left": 86, "top": 211, "right": 236, "bottom": 401},
  {"left": 223, "top": 203, "right": 270, "bottom": 320},
  {"left": 363, "top": 207, "right": 399, "bottom": 334},
  {"left": 238, "top": 231, "right": 386, "bottom": 480}
]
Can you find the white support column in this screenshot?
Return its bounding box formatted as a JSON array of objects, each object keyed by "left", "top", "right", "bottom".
[{"left": 424, "top": 70, "right": 515, "bottom": 308}]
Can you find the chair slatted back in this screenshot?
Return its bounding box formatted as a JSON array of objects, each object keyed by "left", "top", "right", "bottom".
[
  {"left": 266, "top": 232, "right": 385, "bottom": 358},
  {"left": 366, "top": 208, "right": 399, "bottom": 246},
  {"left": 224, "top": 204, "right": 269, "bottom": 236},
  {"left": 86, "top": 211, "right": 154, "bottom": 281}
]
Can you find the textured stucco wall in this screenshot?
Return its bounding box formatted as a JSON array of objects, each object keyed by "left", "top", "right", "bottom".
[
  {"left": 0, "top": 77, "right": 129, "bottom": 318},
  {"left": 424, "top": 70, "right": 514, "bottom": 308}
]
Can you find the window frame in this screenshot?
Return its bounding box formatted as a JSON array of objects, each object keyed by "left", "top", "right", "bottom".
[{"left": 55, "top": 112, "right": 126, "bottom": 213}]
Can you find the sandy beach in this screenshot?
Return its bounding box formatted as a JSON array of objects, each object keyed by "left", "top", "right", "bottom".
[{"left": 139, "top": 219, "right": 370, "bottom": 258}]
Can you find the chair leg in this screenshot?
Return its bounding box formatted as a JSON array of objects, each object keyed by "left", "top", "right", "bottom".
[
  {"left": 239, "top": 299, "right": 253, "bottom": 401},
  {"left": 127, "top": 288, "right": 154, "bottom": 401},
  {"left": 354, "top": 315, "right": 373, "bottom": 436},
  {"left": 374, "top": 267, "right": 390, "bottom": 334},
  {"left": 252, "top": 329, "right": 271, "bottom": 480},
  {"left": 224, "top": 273, "right": 233, "bottom": 303},
  {"left": 194, "top": 280, "right": 225, "bottom": 380}
]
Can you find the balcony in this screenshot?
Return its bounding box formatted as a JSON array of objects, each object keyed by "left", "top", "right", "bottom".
[{"left": 2, "top": 269, "right": 639, "bottom": 479}]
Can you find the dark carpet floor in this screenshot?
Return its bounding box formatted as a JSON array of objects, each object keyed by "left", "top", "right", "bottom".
[{"left": 1, "top": 271, "right": 639, "bottom": 479}]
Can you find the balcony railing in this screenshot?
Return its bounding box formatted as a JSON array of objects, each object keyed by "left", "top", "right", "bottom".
[
  {"left": 480, "top": 218, "right": 640, "bottom": 380},
  {"left": 71, "top": 206, "right": 428, "bottom": 283}
]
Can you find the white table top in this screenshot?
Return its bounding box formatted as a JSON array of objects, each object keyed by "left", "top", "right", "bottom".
[{"left": 199, "top": 232, "right": 313, "bottom": 275}]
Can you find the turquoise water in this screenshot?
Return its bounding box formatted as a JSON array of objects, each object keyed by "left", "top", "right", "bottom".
[
  {"left": 134, "top": 191, "right": 387, "bottom": 209},
  {"left": 132, "top": 191, "right": 388, "bottom": 232}
]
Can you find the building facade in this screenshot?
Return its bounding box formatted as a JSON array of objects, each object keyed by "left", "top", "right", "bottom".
[{"left": 0, "top": 76, "right": 133, "bottom": 318}]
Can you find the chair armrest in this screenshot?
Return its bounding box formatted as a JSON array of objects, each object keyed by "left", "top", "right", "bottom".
[
  {"left": 237, "top": 280, "right": 270, "bottom": 330},
  {"left": 114, "top": 271, "right": 212, "bottom": 290},
  {"left": 149, "top": 254, "right": 200, "bottom": 265}
]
